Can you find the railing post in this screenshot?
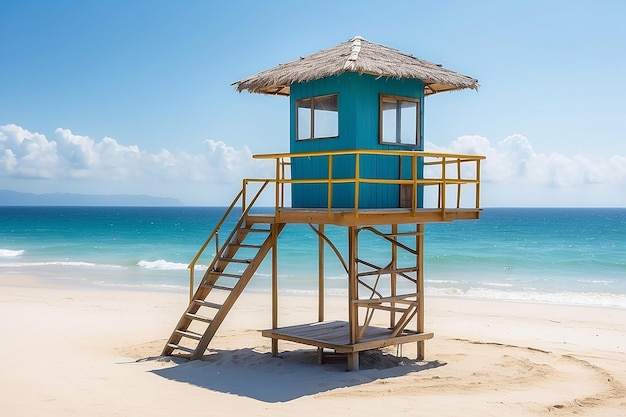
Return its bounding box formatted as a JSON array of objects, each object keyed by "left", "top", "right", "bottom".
[
  {"left": 412, "top": 154, "right": 417, "bottom": 215},
  {"left": 327, "top": 155, "right": 333, "bottom": 218},
  {"left": 456, "top": 159, "right": 462, "bottom": 209},
  {"left": 354, "top": 153, "right": 360, "bottom": 218},
  {"left": 476, "top": 158, "right": 481, "bottom": 209},
  {"left": 242, "top": 179, "right": 247, "bottom": 212},
  {"left": 441, "top": 156, "right": 447, "bottom": 219},
  {"left": 280, "top": 158, "right": 286, "bottom": 208},
  {"left": 275, "top": 158, "right": 280, "bottom": 220},
  {"left": 188, "top": 267, "right": 194, "bottom": 303}
]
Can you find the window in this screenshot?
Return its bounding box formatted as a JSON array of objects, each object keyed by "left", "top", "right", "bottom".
[
  {"left": 380, "top": 95, "right": 420, "bottom": 146},
  {"left": 296, "top": 94, "right": 338, "bottom": 140}
]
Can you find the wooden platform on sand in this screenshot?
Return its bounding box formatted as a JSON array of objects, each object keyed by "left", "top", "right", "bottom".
[{"left": 262, "top": 320, "right": 434, "bottom": 354}]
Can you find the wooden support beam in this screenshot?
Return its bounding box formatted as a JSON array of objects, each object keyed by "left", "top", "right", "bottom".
[
  {"left": 391, "top": 224, "right": 398, "bottom": 328},
  {"left": 348, "top": 226, "right": 358, "bottom": 346},
  {"left": 318, "top": 224, "right": 325, "bottom": 323},
  {"left": 347, "top": 352, "right": 359, "bottom": 371},
  {"left": 416, "top": 223, "right": 425, "bottom": 360},
  {"left": 271, "top": 222, "right": 279, "bottom": 357}
]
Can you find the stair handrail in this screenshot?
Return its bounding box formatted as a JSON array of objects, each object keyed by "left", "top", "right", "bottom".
[
  {"left": 187, "top": 188, "right": 244, "bottom": 301},
  {"left": 187, "top": 180, "right": 270, "bottom": 302}
]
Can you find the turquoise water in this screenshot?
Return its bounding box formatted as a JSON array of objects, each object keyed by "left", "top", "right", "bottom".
[{"left": 1, "top": 207, "right": 625, "bottom": 308}]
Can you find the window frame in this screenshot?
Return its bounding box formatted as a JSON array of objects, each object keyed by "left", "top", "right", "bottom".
[
  {"left": 296, "top": 93, "right": 339, "bottom": 141},
  {"left": 379, "top": 94, "right": 421, "bottom": 147}
]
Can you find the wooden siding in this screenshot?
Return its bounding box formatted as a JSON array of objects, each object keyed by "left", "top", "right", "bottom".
[{"left": 290, "top": 73, "right": 425, "bottom": 209}]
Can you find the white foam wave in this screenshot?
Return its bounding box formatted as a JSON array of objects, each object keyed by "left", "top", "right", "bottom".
[
  {"left": 577, "top": 279, "right": 612, "bottom": 285},
  {"left": 0, "top": 261, "right": 124, "bottom": 269},
  {"left": 480, "top": 281, "right": 514, "bottom": 288},
  {"left": 0, "top": 249, "right": 25, "bottom": 257},
  {"left": 245, "top": 287, "right": 348, "bottom": 297},
  {"left": 426, "top": 287, "right": 626, "bottom": 309},
  {"left": 93, "top": 281, "right": 187, "bottom": 291},
  {"left": 137, "top": 260, "right": 188, "bottom": 270}
]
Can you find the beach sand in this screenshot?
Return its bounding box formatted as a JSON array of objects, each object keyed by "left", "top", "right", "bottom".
[{"left": 1, "top": 272, "right": 625, "bottom": 416}]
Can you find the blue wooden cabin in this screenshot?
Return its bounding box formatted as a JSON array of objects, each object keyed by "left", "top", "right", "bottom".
[
  {"left": 236, "top": 36, "right": 479, "bottom": 210},
  {"left": 291, "top": 73, "right": 424, "bottom": 208}
]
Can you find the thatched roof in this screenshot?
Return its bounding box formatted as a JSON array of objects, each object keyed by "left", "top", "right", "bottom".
[{"left": 234, "top": 36, "right": 479, "bottom": 96}]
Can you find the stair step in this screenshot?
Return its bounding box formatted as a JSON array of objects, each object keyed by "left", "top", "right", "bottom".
[
  {"left": 357, "top": 266, "right": 418, "bottom": 277},
  {"left": 200, "top": 283, "right": 233, "bottom": 292},
  {"left": 185, "top": 312, "right": 213, "bottom": 323},
  {"left": 174, "top": 329, "right": 203, "bottom": 340},
  {"left": 193, "top": 299, "right": 222, "bottom": 309},
  {"left": 232, "top": 243, "right": 263, "bottom": 249},
  {"left": 220, "top": 257, "right": 251, "bottom": 264},
  {"left": 239, "top": 227, "right": 271, "bottom": 233},
  {"left": 209, "top": 272, "right": 242, "bottom": 279},
  {"left": 166, "top": 343, "right": 195, "bottom": 354}
]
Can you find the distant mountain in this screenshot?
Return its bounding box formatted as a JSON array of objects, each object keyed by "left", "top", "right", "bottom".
[{"left": 0, "top": 190, "right": 183, "bottom": 206}]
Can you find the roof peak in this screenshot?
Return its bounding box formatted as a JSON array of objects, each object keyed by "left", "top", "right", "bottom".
[
  {"left": 344, "top": 36, "right": 363, "bottom": 70},
  {"left": 234, "top": 37, "right": 479, "bottom": 96}
]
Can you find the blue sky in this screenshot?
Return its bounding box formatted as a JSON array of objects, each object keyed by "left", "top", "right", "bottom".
[{"left": 1, "top": 0, "right": 625, "bottom": 206}]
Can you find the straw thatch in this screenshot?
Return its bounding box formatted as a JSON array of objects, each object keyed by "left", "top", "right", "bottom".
[{"left": 234, "top": 36, "right": 479, "bottom": 96}]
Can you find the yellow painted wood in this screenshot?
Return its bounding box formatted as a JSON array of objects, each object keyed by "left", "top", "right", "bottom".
[
  {"left": 348, "top": 226, "right": 358, "bottom": 345},
  {"left": 417, "top": 223, "right": 425, "bottom": 360},
  {"left": 318, "top": 224, "right": 325, "bottom": 323},
  {"left": 165, "top": 145, "right": 484, "bottom": 367},
  {"left": 271, "top": 222, "right": 279, "bottom": 357}
]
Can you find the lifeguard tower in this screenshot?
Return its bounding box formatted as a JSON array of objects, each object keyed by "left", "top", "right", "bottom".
[{"left": 163, "top": 36, "right": 484, "bottom": 370}]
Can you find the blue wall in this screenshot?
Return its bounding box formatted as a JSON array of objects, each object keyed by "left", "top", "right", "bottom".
[{"left": 290, "top": 73, "right": 425, "bottom": 209}]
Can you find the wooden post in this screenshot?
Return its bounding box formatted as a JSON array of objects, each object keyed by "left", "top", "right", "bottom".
[
  {"left": 416, "top": 223, "right": 425, "bottom": 360},
  {"left": 271, "top": 222, "right": 279, "bottom": 357},
  {"left": 347, "top": 226, "right": 359, "bottom": 370},
  {"left": 390, "top": 224, "right": 398, "bottom": 328},
  {"left": 318, "top": 224, "right": 325, "bottom": 323},
  {"left": 317, "top": 224, "right": 325, "bottom": 364}
]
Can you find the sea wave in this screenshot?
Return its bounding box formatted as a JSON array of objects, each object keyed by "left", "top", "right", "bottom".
[
  {"left": 426, "top": 279, "right": 459, "bottom": 284},
  {"left": 93, "top": 281, "right": 187, "bottom": 291},
  {"left": 137, "top": 260, "right": 188, "bottom": 270},
  {"left": 480, "top": 281, "right": 514, "bottom": 288},
  {"left": 0, "top": 261, "right": 124, "bottom": 269},
  {"left": 426, "top": 287, "right": 626, "bottom": 309},
  {"left": 0, "top": 249, "right": 25, "bottom": 257},
  {"left": 136, "top": 260, "right": 209, "bottom": 271}
]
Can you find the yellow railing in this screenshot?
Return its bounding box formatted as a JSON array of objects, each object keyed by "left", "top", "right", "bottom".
[
  {"left": 187, "top": 180, "right": 269, "bottom": 302},
  {"left": 251, "top": 149, "right": 485, "bottom": 219},
  {"left": 188, "top": 150, "right": 483, "bottom": 299}
]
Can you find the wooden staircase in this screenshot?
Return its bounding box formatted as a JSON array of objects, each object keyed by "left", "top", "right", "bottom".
[{"left": 162, "top": 214, "right": 284, "bottom": 360}]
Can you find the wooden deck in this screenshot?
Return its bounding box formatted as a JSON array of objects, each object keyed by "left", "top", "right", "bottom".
[
  {"left": 262, "top": 321, "right": 434, "bottom": 353},
  {"left": 250, "top": 207, "right": 480, "bottom": 226}
]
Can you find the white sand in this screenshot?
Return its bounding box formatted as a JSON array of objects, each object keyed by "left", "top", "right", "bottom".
[{"left": 1, "top": 272, "right": 625, "bottom": 416}]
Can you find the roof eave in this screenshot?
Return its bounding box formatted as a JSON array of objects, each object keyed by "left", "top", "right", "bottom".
[{"left": 236, "top": 75, "right": 478, "bottom": 97}]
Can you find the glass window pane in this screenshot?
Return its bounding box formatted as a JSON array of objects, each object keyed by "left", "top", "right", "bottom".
[
  {"left": 399, "top": 101, "right": 417, "bottom": 144},
  {"left": 380, "top": 95, "right": 420, "bottom": 146},
  {"left": 297, "top": 99, "right": 312, "bottom": 140},
  {"left": 314, "top": 95, "right": 338, "bottom": 138},
  {"left": 381, "top": 98, "right": 397, "bottom": 142}
]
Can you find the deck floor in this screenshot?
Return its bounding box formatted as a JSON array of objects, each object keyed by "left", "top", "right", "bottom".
[
  {"left": 249, "top": 208, "right": 480, "bottom": 226},
  {"left": 262, "top": 321, "right": 433, "bottom": 353}
]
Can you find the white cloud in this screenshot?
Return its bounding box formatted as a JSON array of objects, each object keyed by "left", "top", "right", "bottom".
[
  {"left": 0, "top": 124, "right": 59, "bottom": 178},
  {"left": 0, "top": 124, "right": 272, "bottom": 183},
  {"left": 427, "top": 133, "right": 626, "bottom": 187},
  {"left": 2, "top": 124, "right": 623, "bottom": 206}
]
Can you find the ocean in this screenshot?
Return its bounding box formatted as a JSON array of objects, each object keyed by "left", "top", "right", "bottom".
[{"left": 1, "top": 206, "right": 625, "bottom": 308}]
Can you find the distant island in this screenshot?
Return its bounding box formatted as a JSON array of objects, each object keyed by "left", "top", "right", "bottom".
[{"left": 0, "top": 190, "right": 183, "bottom": 206}]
